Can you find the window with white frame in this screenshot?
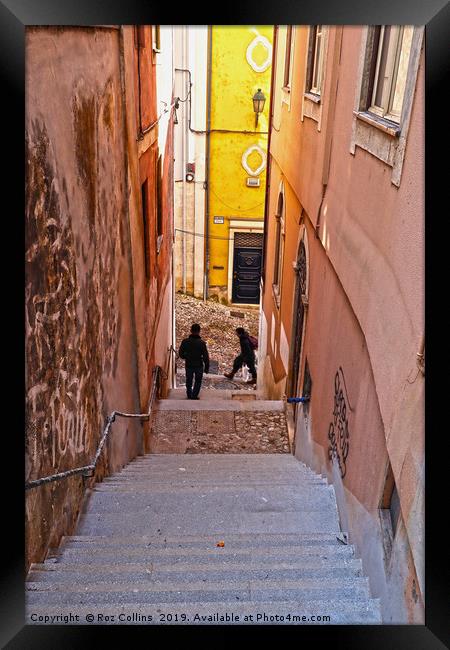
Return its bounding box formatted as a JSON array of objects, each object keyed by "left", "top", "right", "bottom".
[
  {"left": 351, "top": 25, "right": 423, "bottom": 186},
  {"left": 306, "top": 25, "right": 326, "bottom": 96},
  {"left": 367, "top": 25, "right": 414, "bottom": 123}
]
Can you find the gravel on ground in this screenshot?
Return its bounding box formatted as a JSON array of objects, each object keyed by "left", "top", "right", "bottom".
[{"left": 175, "top": 293, "right": 260, "bottom": 390}]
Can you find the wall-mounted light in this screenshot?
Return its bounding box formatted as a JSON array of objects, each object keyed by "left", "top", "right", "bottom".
[{"left": 252, "top": 88, "right": 266, "bottom": 128}]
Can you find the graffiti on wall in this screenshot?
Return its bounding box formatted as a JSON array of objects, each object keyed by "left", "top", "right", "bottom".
[
  {"left": 25, "top": 83, "right": 123, "bottom": 481},
  {"left": 327, "top": 367, "right": 354, "bottom": 479}
]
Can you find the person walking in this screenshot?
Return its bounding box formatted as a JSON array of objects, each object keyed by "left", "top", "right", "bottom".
[
  {"left": 224, "top": 327, "right": 257, "bottom": 385},
  {"left": 178, "top": 323, "right": 210, "bottom": 399}
]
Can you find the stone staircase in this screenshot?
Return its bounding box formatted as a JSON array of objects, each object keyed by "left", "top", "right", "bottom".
[{"left": 26, "top": 452, "right": 381, "bottom": 624}]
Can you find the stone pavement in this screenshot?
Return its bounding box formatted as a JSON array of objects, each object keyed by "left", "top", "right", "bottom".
[{"left": 149, "top": 387, "right": 290, "bottom": 455}]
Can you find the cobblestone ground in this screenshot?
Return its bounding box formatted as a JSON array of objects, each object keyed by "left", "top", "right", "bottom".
[
  {"left": 175, "top": 293, "right": 260, "bottom": 390},
  {"left": 150, "top": 410, "right": 290, "bottom": 454}
]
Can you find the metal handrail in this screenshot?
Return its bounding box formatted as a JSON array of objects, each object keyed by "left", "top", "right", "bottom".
[{"left": 25, "top": 365, "right": 163, "bottom": 491}]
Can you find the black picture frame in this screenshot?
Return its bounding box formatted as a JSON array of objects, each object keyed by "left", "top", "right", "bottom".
[{"left": 2, "top": 0, "right": 448, "bottom": 646}]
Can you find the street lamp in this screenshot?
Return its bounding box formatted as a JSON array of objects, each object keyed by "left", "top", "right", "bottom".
[{"left": 252, "top": 88, "right": 266, "bottom": 128}]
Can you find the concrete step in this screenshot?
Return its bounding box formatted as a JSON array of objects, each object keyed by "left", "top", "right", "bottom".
[
  {"left": 26, "top": 576, "right": 369, "bottom": 605},
  {"left": 27, "top": 577, "right": 368, "bottom": 599},
  {"left": 55, "top": 544, "right": 355, "bottom": 562},
  {"left": 77, "top": 509, "right": 341, "bottom": 536},
  {"left": 98, "top": 471, "right": 326, "bottom": 480},
  {"left": 116, "top": 468, "right": 319, "bottom": 479},
  {"left": 126, "top": 453, "right": 301, "bottom": 463},
  {"left": 101, "top": 469, "right": 325, "bottom": 480},
  {"left": 32, "top": 539, "right": 360, "bottom": 562},
  {"left": 30, "top": 556, "right": 362, "bottom": 585},
  {"left": 61, "top": 532, "right": 349, "bottom": 545},
  {"left": 167, "top": 389, "right": 263, "bottom": 401},
  {"left": 83, "top": 489, "right": 336, "bottom": 514},
  {"left": 155, "top": 400, "right": 284, "bottom": 412},
  {"left": 116, "top": 458, "right": 315, "bottom": 468},
  {"left": 116, "top": 466, "right": 320, "bottom": 478},
  {"left": 92, "top": 483, "right": 329, "bottom": 494},
  {"left": 119, "top": 455, "right": 322, "bottom": 474},
  {"left": 25, "top": 598, "right": 382, "bottom": 624},
  {"left": 110, "top": 468, "right": 324, "bottom": 478}
]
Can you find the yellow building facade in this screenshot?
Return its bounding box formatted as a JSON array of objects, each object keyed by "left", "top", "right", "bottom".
[{"left": 207, "top": 25, "right": 273, "bottom": 304}]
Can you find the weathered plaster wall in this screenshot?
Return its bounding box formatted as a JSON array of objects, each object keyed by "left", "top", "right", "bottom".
[
  {"left": 292, "top": 219, "right": 423, "bottom": 622},
  {"left": 25, "top": 26, "right": 171, "bottom": 570},
  {"left": 262, "top": 25, "right": 424, "bottom": 622},
  {"left": 174, "top": 181, "right": 196, "bottom": 294}
]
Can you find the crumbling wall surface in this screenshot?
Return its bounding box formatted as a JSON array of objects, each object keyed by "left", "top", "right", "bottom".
[{"left": 25, "top": 27, "right": 142, "bottom": 569}]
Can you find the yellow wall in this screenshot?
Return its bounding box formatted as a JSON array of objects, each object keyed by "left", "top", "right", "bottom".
[{"left": 208, "top": 25, "right": 273, "bottom": 292}]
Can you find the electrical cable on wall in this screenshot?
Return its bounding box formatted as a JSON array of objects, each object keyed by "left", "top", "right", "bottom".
[
  {"left": 209, "top": 186, "right": 265, "bottom": 212},
  {"left": 175, "top": 227, "right": 263, "bottom": 242}
]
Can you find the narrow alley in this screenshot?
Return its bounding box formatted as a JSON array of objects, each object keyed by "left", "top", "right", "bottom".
[{"left": 24, "top": 24, "right": 425, "bottom": 627}]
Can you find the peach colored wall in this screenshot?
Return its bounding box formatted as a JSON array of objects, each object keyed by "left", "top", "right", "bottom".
[
  {"left": 296, "top": 221, "right": 388, "bottom": 510},
  {"left": 261, "top": 25, "right": 424, "bottom": 622}
]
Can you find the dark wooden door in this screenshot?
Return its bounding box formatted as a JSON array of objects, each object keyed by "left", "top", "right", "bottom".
[
  {"left": 289, "top": 239, "right": 307, "bottom": 396},
  {"left": 232, "top": 232, "right": 263, "bottom": 304}
]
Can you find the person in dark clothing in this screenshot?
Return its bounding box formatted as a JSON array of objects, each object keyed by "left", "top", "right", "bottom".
[
  {"left": 224, "top": 327, "right": 257, "bottom": 385},
  {"left": 178, "top": 323, "right": 210, "bottom": 399}
]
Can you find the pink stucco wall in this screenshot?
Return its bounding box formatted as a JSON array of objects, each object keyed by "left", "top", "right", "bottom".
[{"left": 261, "top": 25, "right": 424, "bottom": 622}]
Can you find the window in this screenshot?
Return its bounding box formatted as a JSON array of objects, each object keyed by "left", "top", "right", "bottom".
[
  {"left": 379, "top": 461, "right": 402, "bottom": 566},
  {"left": 307, "top": 25, "right": 325, "bottom": 96},
  {"left": 367, "top": 26, "right": 414, "bottom": 123},
  {"left": 350, "top": 25, "right": 423, "bottom": 186},
  {"left": 141, "top": 180, "right": 150, "bottom": 279},
  {"left": 272, "top": 192, "right": 285, "bottom": 306},
  {"left": 302, "top": 26, "right": 327, "bottom": 125},
  {"left": 283, "top": 26, "right": 293, "bottom": 89}
]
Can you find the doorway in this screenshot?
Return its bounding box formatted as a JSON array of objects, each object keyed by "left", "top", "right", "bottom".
[{"left": 231, "top": 231, "right": 263, "bottom": 304}]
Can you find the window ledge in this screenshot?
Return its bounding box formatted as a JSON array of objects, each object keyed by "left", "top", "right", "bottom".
[
  {"left": 354, "top": 111, "right": 400, "bottom": 137},
  {"left": 304, "top": 92, "right": 321, "bottom": 104}
]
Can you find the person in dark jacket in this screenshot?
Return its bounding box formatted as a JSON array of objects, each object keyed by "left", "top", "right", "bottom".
[
  {"left": 224, "top": 327, "right": 257, "bottom": 385},
  {"left": 178, "top": 323, "right": 210, "bottom": 399}
]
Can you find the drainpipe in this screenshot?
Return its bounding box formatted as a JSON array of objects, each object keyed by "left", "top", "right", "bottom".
[
  {"left": 262, "top": 25, "right": 277, "bottom": 285},
  {"left": 181, "top": 27, "right": 188, "bottom": 294},
  {"left": 204, "top": 25, "right": 213, "bottom": 302},
  {"left": 136, "top": 28, "right": 143, "bottom": 137},
  {"left": 315, "top": 27, "right": 343, "bottom": 239}
]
